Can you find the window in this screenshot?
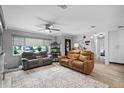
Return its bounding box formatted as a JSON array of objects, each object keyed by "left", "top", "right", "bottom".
[
  {"left": 12, "top": 36, "right": 51, "bottom": 56},
  {"left": 13, "top": 36, "right": 25, "bottom": 55},
  {"left": 13, "top": 45, "right": 24, "bottom": 55}
]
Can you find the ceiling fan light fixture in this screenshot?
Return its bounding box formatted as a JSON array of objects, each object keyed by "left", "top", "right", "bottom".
[
  {"left": 99, "top": 34, "right": 104, "bottom": 38},
  {"left": 49, "top": 25, "right": 54, "bottom": 29},
  {"left": 118, "top": 25, "right": 123, "bottom": 28}
]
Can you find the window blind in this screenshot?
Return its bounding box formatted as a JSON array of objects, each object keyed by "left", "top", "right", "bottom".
[
  {"left": 44, "top": 40, "right": 51, "bottom": 46},
  {"left": 25, "top": 38, "right": 43, "bottom": 46},
  {"left": 13, "top": 36, "right": 51, "bottom": 46},
  {"left": 13, "top": 36, "right": 25, "bottom": 46}
]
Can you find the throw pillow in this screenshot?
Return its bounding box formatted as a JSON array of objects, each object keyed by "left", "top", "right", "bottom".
[
  {"left": 72, "top": 54, "right": 80, "bottom": 59},
  {"left": 67, "top": 53, "right": 73, "bottom": 59},
  {"left": 67, "top": 53, "right": 79, "bottom": 60},
  {"left": 78, "top": 55, "right": 88, "bottom": 62}
]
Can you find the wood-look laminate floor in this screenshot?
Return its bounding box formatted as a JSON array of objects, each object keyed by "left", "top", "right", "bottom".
[{"left": 88, "top": 60, "right": 124, "bottom": 88}]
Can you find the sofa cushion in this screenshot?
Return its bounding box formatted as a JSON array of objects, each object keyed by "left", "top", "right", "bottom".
[
  {"left": 78, "top": 55, "right": 88, "bottom": 62},
  {"left": 39, "top": 51, "right": 48, "bottom": 57},
  {"left": 67, "top": 53, "right": 72, "bottom": 59},
  {"left": 80, "top": 50, "right": 94, "bottom": 60},
  {"left": 72, "top": 60, "right": 84, "bottom": 69},
  {"left": 22, "top": 52, "right": 36, "bottom": 60},
  {"left": 67, "top": 53, "right": 79, "bottom": 60},
  {"left": 69, "top": 50, "right": 80, "bottom": 54},
  {"left": 61, "top": 58, "right": 70, "bottom": 62}
]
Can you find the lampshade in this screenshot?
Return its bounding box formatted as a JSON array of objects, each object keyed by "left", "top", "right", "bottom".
[{"left": 74, "top": 43, "right": 79, "bottom": 48}]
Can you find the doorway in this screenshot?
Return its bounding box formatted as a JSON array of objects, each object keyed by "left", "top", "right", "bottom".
[
  {"left": 92, "top": 34, "right": 105, "bottom": 61},
  {"left": 65, "top": 39, "right": 71, "bottom": 55}
]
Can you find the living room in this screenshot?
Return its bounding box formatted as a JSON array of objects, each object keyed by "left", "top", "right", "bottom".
[{"left": 0, "top": 3, "right": 124, "bottom": 89}]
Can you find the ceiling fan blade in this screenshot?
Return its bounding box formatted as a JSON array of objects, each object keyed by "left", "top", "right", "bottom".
[
  {"left": 37, "top": 29, "right": 46, "bottom": 31},
  {"left": 35, "top": 24, "right": 45, "bottom": 28},
  {"left": 51, "top": 28, "right": 60, "bottom": 31},
  {"left": 37, "top": 17, "right": 54, "bottom": 24},
  {"left": 57, "top": 5, "right": 68, "bottom": 9},
  {"left": 53, "top": 22, "right": 63, "bottom": 25},
  {"left": 37, "top": 17, "right": 63, "bottom": 25}
]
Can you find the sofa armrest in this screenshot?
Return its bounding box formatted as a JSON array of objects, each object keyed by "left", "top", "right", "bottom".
[
  {"left": 59, "top": 56, "right": 67, "bottom": 59},
  {"left": 83, "top": 60, "right": 94, "bottom": 75},
  {"left": 21, "top": 58, "right": 28, "bottom": 61},
  {"left": 22, "top": 58, "right": 39, "bottom": 70},
  {"left": 59, "top": 56, "right": 67, "bottom": 62},
  {"left": 21, "top": 58, "right": 28, "bottom": 70},
  {"left": 48, "top": 55, "right": 52, "bottom": 58}
]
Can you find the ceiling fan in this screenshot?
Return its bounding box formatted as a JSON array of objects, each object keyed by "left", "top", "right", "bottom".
[
  {"left": 45, "top": 24, "right": 60, "bottom": 33},
  {"left": 36, "top": 17, "right": 61, "bottom": 33}
]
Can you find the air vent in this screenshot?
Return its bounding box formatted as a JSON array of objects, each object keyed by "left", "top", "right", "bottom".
[{"left": 91, "top": 26, "right": 96, "bottom": 28}]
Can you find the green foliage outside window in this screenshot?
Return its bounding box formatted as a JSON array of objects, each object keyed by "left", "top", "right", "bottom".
[
  {"left": 13, "top": 45, "right": 49, "bottom": 55},
  {"left": 37, "top": 46, "right": 42, "bottom": 52},
  {"left": 13, "top": 45, "right": 24, "bottom": 55}
]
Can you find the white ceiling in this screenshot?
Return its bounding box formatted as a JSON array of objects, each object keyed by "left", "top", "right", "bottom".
[{"left": 2, "top": 5, "right": 124, "bottom": 36}]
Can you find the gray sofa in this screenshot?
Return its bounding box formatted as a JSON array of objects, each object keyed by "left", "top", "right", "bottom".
[{"left": 21, "top": 51, "right": 52, "bottom": 70}]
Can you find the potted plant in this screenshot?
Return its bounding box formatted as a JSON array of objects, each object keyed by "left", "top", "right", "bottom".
[{"left": 37, "top": 46, "right": 42, "bottom": 52}]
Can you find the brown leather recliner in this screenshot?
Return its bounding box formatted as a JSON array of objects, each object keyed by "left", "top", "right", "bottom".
[{"left": 59, "top": 50, "right": 94, "bottom": 75}]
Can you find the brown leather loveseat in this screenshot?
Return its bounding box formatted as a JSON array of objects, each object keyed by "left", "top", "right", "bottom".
[{"left": 59, "top": 50, "right": 94, "bottom": 75}]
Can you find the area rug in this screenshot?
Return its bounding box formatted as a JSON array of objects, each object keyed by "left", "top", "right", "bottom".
[{"left": 11, "top": 65, "right": 109, "bottom": 88}]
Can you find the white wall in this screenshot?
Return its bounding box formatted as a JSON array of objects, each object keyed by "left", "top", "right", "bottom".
[
  {"left": 72, "top": 34, "right": 92, "bottom": 51},
  {"left": 3, "top": 29, "right": 55, "bottom": 69},
  {"left": 104, "top": 31, "right": 109, "bottom": 64}
]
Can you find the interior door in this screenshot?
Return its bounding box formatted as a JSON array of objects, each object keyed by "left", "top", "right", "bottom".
[
  {"left": 118, "top": 30, "right": 124, "bottom": 63},
  {"left": 65, "top": 39, "right": 71, "bottom": 55},
  {"left": 109, "top": 30, "right": 124, "bottom": 64},
  {"left": 109, "top": 31, "right": 118, "bottom": 62}
]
